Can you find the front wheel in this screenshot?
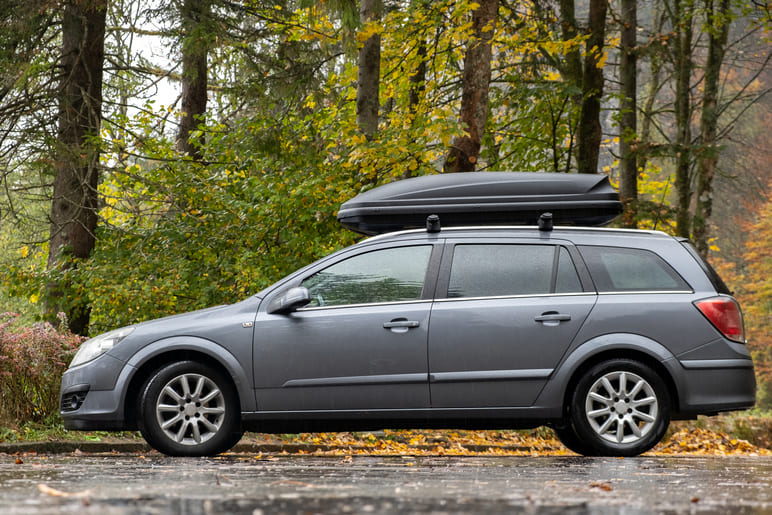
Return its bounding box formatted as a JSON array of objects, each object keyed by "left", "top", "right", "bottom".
[
  {"left": 568, "top": 359, "right": 670, "bottom": 457},
  {"left": 138, "top": 361, "right": 243, "bottom": 456}
]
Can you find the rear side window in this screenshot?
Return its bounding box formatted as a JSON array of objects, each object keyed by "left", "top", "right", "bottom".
[
  {"left": 447, "top": 244, "right": 582, "bottom": 298},
  {"left": 579, "top": 246, "right": 691, "bottom": 293}
]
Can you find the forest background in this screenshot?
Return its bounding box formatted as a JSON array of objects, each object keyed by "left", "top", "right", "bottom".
[{"left": 0, "top": 0, "right": 771, "bottom": 429}]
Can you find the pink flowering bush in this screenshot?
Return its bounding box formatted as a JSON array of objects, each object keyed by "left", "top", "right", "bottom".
[{"left": 0, "top": 313, "right": 84, "bottom": 424}]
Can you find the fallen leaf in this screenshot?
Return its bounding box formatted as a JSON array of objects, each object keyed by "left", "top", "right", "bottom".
[{"left": 37, "top": 484, "right": 90, "bottom": 498}]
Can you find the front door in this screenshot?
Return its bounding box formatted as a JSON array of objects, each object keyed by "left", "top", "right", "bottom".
[{"left": 253, "top": 244, "right": 436, "bottom": 411}]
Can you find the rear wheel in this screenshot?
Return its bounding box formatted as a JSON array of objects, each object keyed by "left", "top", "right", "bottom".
[
  {"left": 138, "top": 361, "right": 243, "bottom": 456},
  {"left": 568, "top": 359, "right": 670, "bottom": 457},
  {"left": 552, "top": 424, "right": 594, "bottom": 456}
]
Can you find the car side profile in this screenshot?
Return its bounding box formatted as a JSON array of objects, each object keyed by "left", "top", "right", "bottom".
[{"left": 60, "top": 172, "right": 756, "bottom": 456}]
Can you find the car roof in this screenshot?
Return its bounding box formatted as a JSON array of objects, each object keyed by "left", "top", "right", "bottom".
[{"left": 361, "top": 225, "right": 674, "bottom": 244}]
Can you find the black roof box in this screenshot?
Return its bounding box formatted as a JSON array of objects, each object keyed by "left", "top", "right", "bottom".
[{"left": 337, "top": 172, "right": 622, "bottom": 235}]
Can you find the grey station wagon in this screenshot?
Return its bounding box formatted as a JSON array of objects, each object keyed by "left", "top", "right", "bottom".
[{"left": 60, "top": 172, "right": 756, "bottom": 457}]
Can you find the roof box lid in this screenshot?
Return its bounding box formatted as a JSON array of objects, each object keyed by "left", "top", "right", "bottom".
[{"left": 337, "top": 172, "right": 622, "bottom": 235}]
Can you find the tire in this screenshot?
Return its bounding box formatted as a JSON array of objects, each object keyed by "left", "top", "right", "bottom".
[
  {"left": 138, "top": 360, "right": 243, "bottom": 456},
  {"left": 568, "top": 359, "right": 670, "bottom": 457},
  {"left": 552, "top": 424, "right": 595, "bottom": 456}
]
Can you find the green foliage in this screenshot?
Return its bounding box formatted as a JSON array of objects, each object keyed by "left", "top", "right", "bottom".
[{"left": 0, "top": 312, "right": 83, "bottom": 424}]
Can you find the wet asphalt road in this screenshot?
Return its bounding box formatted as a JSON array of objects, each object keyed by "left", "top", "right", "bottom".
[{"left": 2, "top": 453, "right": 772, "bottom": 514}]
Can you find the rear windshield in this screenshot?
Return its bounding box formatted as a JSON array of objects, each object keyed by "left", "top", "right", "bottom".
[
  {"left": 578, "top": 245, "right": 691, "bottom": 293},
  {"left": 679, "top": 241, "right": 732, "bottom": 295}
]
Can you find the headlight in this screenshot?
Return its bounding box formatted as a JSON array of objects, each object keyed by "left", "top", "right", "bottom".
[{"left": 69, "top": 326, "right": 135, "bottom": 368}]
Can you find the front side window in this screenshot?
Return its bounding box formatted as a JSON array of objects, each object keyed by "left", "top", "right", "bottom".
[
  {"left": 301, "top": 246, "right": 433, "bottom": 307},
  {"left": 447, "top": 244, "right": 582, "bottom": 298},
  {"left": 579, "top": 245, "right": 690, "bottom": 292}
]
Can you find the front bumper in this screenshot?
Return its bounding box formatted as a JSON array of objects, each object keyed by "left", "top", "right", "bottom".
[{"left": 59, "top": 354, "right": 133, "bottom": 431}]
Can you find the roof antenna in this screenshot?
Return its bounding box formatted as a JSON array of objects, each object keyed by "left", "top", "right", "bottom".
[
  {"left": 426, "top": 214, "right": 441, "bottom": 233},
  {"left": 538, "top": 212, "right": 553, "bottom": 232}
]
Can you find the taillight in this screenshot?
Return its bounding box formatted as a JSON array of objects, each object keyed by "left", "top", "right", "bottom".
[{"left": 694, "top": 297, "right": 745, "bottom": 343}]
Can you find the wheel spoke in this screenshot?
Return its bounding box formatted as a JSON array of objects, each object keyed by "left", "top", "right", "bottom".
[
  {"left": 618, "top": 372, "right": 628, "bottom": 396},
  {"left": 200, "top": 388, "right": 222, "bottom": 405},
  {"left": 632, "top": 409, "right": 656, "bottom": 423},
  {"left": 174, "top": 420, "right": 189, "bottom": 442},
  {"left": 598, "top": 416, "right": 615, "bottom": 434},
  {"left": 632, "top": 396, "right": 657, "bottom": 409},
  {"left": 588, "top": 392, "right": 612, "bottom": 405},
  {"left": 200, "top": 405, "right": 225, "bottom": 416},
  {"left": 191, "top": 421, "right": 202, "bottom": 443},
  {"left": 158, "top": 403, "right": 181, "bottom": 413},
  {"left": 180, "top": 376, "right": 193, "bottom": 398},
  {"left": 161, "top": 413, "right": 183, "bottom": 430},
  {"left": 628, "top": 418, "right": 642, "bottom": 438},
  {"left": 191, "top": 376, "right": 206, "bottom": 400},
  {"left": 600, "top": 377, "right": 616, "bottom": 397},
  {"left": 587, "top": 407, "right": 611, "bottom": 419},
  {"left": 199, "top": 417, "right": 219, "bottom": 433},
  {"left": 629, "top": 379, "right": 645, "bottom": 398},
  {"left": 615, "top": 419, "right": 625, "bottom": 442},
  {"left": 163, "top": 385, "right": 184, "bottom": 404}
]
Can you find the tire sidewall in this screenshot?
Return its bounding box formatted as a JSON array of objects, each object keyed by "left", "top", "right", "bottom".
[
  {"left": 570, "top": 359, "right": 670, "bottom": 457},
  {"left": 139, "top": 360, "right": 241, "bottom": 456}
]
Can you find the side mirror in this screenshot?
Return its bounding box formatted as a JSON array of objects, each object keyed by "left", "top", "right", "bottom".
[{"left": 266, "top": 287, "right": 311, "bottom": 315}]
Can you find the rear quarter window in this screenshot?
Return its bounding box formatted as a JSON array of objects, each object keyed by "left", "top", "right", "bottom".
[
  {"left": 680, "top": 241, "right": 732, "bottom": 294},
  {"left": 579, "top": 245, "right": 691, "bottom": 293}
]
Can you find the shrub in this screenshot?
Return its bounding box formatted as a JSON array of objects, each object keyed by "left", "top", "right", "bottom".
[{"left": 0, "top": 312, "right": 84, "bottom": 424}]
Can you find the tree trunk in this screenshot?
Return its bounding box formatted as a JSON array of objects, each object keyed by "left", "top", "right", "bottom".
[
  {"left": 444, "top": 0, "right": 498, "bottom": 173},
  {"left": 618, "top": 0, "right": 638, "bottom": 227},
  {"left": 47, "top": 0, "right": 106, "bottom": 335},
  {"left": 557, "top": 0, "right": 583, "bottom": 91},
  {"left": 357, "top": 0, "right": 382, "bottom": 141},
  {"left": 673, "top": 0, "right": 694, "bottom": 239},
  {"left": 693, "top": 0, "right": 731, "bottom": 256},
  {"left": 404, "top": 31, "right": 427, "bottom": 179},
  {"left": 177, "top": 0, "right": 210, "bottom": 160},
  {"left": 576, "top": 0, "right": 608, "bottom": 174}
]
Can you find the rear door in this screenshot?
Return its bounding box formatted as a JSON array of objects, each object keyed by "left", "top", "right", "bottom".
[{"left": 428, "top": 239, "right": 597, "bottom": 408}]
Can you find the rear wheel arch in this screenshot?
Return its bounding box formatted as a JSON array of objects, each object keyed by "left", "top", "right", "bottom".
[{"left": 562, "top": 349, "right": 679, "bottom": 421}]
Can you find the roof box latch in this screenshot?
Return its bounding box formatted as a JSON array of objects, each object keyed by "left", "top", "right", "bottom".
[
  {"left": 426, "top": 214, "right": 441, "bottom": 233},
  {"left": 538, "top": 212, "right": 553, "bottom": 232}
]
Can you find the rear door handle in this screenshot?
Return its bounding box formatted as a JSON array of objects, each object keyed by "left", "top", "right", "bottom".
[
  {"left": 534, "top": 313, "right": 572, "bottom": 323},
  {"left": 383, "top": 320, "right": 420, "bottom": 329}
]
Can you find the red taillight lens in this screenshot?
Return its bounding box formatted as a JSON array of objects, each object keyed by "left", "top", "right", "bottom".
[{"left": 694, "top": 297, "right": 745, "bottom": 343}]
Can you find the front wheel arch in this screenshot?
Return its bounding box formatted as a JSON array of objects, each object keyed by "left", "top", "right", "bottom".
[{"left": 124, "top": 350, "right": 243, "bottom": 431}]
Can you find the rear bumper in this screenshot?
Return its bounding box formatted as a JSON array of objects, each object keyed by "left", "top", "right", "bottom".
[{"left": 673, "top": 358, "right": 756, "bottom": 418}]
